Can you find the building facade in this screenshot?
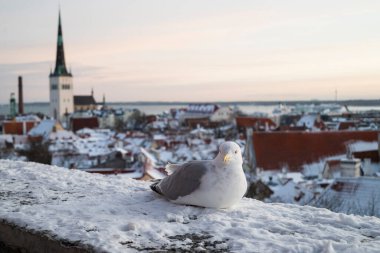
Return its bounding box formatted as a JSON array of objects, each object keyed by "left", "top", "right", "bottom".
[
  {"left": 49, "top": 11, "right": 73, "bottom": 120},
  {"left": 74, "top": 95, "right": 97, "bottom": 112}
]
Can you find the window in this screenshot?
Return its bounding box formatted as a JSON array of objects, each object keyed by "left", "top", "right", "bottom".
[
  {"left": 51, "top": 84, "right": 58, "bottom": 90},
  {"left": 62, "top": 84, "right": 71, "bottom": 90}
]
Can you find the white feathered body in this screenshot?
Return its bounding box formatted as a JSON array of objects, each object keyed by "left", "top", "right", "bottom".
[{"left": 172, "top": 161, "right": 247, "bottom": 208}]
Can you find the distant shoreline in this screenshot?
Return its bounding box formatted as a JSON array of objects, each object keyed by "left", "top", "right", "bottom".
[{"left": 1, "top": 99, "right": 380, "bottom": 107}]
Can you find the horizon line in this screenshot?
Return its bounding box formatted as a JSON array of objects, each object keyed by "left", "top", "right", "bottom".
[{"left": 1, "top": 98, "right": 380, "bottom": 106}]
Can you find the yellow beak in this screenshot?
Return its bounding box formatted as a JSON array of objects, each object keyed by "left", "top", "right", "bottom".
[{"left": 224, "top": 154, "right": 232, "bottom": 163}]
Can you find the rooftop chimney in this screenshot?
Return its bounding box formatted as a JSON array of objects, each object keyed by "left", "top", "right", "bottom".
[{"left": 18, "top": 76, "right": 24, "bottom": 115}]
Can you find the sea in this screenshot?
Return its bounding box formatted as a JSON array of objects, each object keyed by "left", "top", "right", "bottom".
[{"left": 1, "top": 102, "right": 380, "bottom": 116}]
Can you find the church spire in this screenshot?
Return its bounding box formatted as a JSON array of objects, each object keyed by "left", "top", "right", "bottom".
[{"left": 51, "top": 10, "right": 71, "bottom": 77}]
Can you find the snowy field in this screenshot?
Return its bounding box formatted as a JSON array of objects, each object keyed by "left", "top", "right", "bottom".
[{"left": 0, "top": 160, "right": 380, "bottom": 252}]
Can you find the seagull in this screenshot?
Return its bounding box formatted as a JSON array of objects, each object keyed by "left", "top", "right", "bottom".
[{"left": 150, "top": 141, "right": 247, "bottom": 208}]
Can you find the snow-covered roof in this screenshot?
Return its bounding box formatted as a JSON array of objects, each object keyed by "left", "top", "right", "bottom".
[
  {"left": 76, "top": 127, "right": 96, "bottom": 135},
  {"left": 348, "top": 141, "right": 378, "bottom": 153},
  {"left": 187, "top": 104, "right": 218, "bottom": 114},
  {"left": 114, "top": 147, "right": 128, "bottom": 156},
  {"left": 49, "top": 128, "right": 114, "bottom": 159},
  {"left": 0, "top": 134, "right": 13, "bottom": 143},
  {"left": 49, "top": 130, "right": 78, "bottom": 140},
  {"left": 190, "top": 127, "right": 213, "bottom": 135},
  {"left": 157, "top": 149, "right": 173, "bottom": 163},
  {"left": 314, "top": 177, "right": 380, "bottom": 217},
  {"left": 1, "top": 160, "right": 379, "bottom": 252},
  {"left": 28, "top": 120, "right": 56, "bottom": 138},
  {"left": 302, "top": 154, "right": 347, "bottom": 177},
  {"left": 296, "top": 115, "right": 317, "bottom": 128},
  {"left": 153, "top": 134, "right": 167, "bottom": 141},
  {"left": 15, "top": 115, "right": 40, "bottom": 122}
]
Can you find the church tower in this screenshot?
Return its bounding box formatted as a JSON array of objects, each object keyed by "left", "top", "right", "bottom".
[{"left": 49, "top": 10, "right": 73, "bottom": 120}]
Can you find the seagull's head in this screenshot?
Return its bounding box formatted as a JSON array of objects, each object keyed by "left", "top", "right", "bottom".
[{"left": 217, "top": 141, "right": 243, "bottom": 166}]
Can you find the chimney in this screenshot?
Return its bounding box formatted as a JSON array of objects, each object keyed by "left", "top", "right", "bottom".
[{"left": 18, "top": 76, "right": 24, "bottom": 114}]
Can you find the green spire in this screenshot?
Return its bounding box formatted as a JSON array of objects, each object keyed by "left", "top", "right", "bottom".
[{"left": 51, "top": 10, "right": 71, "bottom": 77}]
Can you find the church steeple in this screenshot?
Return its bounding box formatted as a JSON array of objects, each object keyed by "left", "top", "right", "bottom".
[
  {"left": 51, "top": 10, "right": 71, "bottom": 77},
  {"left": 49, "top": 9, "right": 74, "bottom": 121}
]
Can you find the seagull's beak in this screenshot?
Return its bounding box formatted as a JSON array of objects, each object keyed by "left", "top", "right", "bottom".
[{"left": 224, "top": 154, "right": 232, "bottom": 163}]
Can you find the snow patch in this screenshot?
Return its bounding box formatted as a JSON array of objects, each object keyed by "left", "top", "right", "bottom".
[{"left": 0, "top": 160, "right": 380, "bottom": 252}]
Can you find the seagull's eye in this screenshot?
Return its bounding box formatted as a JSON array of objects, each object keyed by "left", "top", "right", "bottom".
[{"left": 234, "top": 150, "right": 238, "bottom": 154}]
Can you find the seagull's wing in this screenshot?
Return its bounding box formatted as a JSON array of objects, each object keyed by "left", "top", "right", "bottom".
[{"left": 153, "top": 160, "right": 212, "bottom": 200}]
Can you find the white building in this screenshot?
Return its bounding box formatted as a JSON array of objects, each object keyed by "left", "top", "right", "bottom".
[
  {"left": 49, "top": 11, "right": 74, "bottom": 121},
  {"left": 210, "top": 106, "right": 234, "bottom": 123}
]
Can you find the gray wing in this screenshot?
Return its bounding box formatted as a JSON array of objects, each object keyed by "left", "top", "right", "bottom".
[{"left": 157, "top": 160, "right": 211, "bottom": 200}]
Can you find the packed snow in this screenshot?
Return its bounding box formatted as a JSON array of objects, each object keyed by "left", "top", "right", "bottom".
[{"left": 1, "top": 160, "right": 380, "bottom": 252}]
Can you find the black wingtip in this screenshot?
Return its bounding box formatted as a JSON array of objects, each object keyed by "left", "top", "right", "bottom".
[{"left": 150, "top": 180, "right": 163, "bottom": 195}]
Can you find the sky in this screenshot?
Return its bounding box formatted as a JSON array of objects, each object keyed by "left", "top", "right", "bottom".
[{"left": 1, "top": 0, "right": 380, "bottom": 103}]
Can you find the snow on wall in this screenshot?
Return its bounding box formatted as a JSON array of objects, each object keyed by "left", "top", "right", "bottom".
[{"left": 0, "top": 160, "right": 380, "bottom": 252}]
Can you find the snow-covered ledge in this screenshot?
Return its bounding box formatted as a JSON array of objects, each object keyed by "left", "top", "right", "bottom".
[{"left": 0, "top": 160, "right": 379, "bottom": 253}]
